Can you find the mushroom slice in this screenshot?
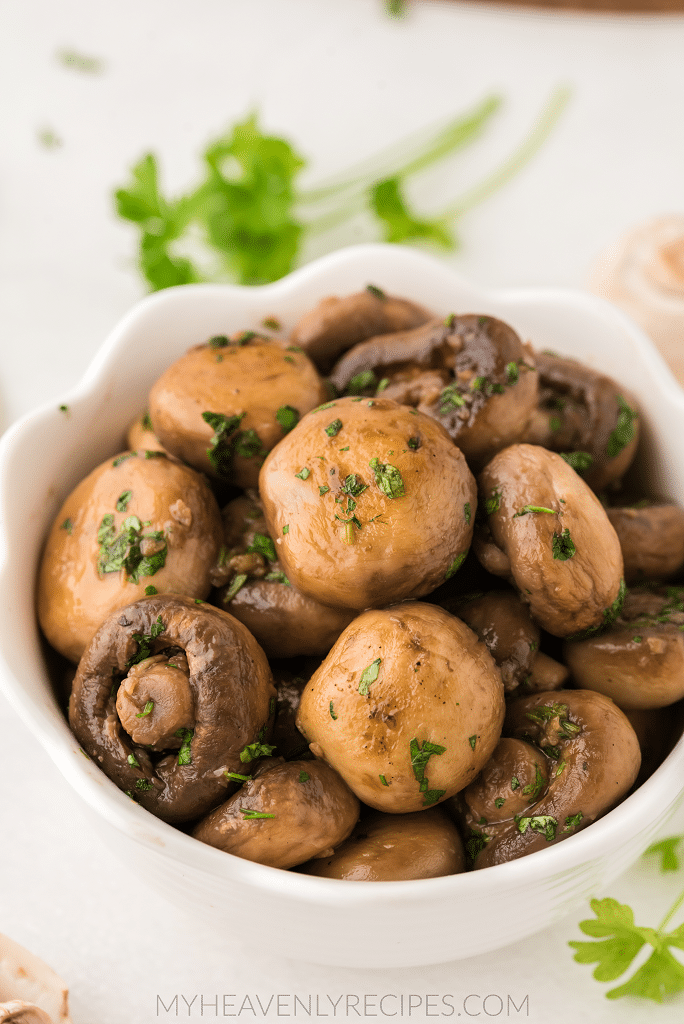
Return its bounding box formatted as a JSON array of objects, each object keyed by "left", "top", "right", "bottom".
[
  {"left": 69, "top": 593, "right": 276, "bottom": 823},
  {"left": 464, "top": 690, "right": 640, "bottom": 869},
  {"left": 0, "top": 933, "right": 70, "bottom": 1023},
  {"left": 564, "top": 586, "right": 684, "bottom": 710},
  {"left": 330, "top": 314, "right": 538, "bottom": 468},
  {"left": 289, "top": 287, "right": 432, "bottom": 373}
]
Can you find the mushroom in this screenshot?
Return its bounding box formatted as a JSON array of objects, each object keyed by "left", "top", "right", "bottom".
[
  {"left": 589, "top": 215, "right": 684, "bottom": 385},
  {"left": 525, "top": 350, "right": 640, "bottom": 492},
  {"left": 524, "top": 651, "right": 569, "bottom": 692},
  {"left": 463, "top": 690, "right": 641, "bottom": 869},
  {"left": 300, "top": 806, "right": 466, "bottom": 881},
  {"left": 126, "top": 410, "right": 167, "bottom": 454},
  {"left": 258, "top": 396, "right": 476, "bottom": 610},
  {"left": 289, "top": 286, "right": 432, "bottom": 374},
  {"left": 330, "top": 314, "right": 539, "bottom": 468},
  {"left": 148, "top": 333, "right": 328, "bottom": 489},
  {"left": 69, "top": 594, "right": 276, "bottom": 823},
  {"left": 37, "top": 450, "right": 223, "bottom": 662},
  {"left": 212, "top": 495, "right": 355, "bottom": 658},
  {"left": 295, "top": 602, "right": 505, "bottom": 813},
  {"left": 606, "top": 503, "right": 684, "bottom": 584},
  {"left": 473, "top": 444, "right": 625, "bottom": 638},
  {"left": 0, "top": 933, "right": 70, "bottom": 1023},
  {"left": 563, "top": 586, "right": 684, "bottom": 710},
  {"left": 192, "top": 759, "right": 359, "bottom": 869}
]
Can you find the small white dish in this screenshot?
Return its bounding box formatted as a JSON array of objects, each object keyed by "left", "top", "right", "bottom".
[{"left": 1, "top": 243, "right": 683, "bottom": 968}]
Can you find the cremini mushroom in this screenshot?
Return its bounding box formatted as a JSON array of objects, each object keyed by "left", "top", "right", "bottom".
[
  {"left": 69, "top": 594, "right": 276, "bottom": 823},
  {"left": 126, "top": 411, "right": 167, "bottom": 454},
  {"left": 526, "top": 350, "right": 640, "bottom": 492},
  {"left": 463, "top": 690, "right": 640, "bottom": 868},
  {"left": 563, "top": 586, "right": 684, "bottom": 710},
  {"left": 330, "top": 313, "right": 538, "bottom": 468},
  {"left": 37, "top": 449, "right": 223, "bottom": 662},
  {"left": 148, "top": 332, "right": 328, "bottom": 488},
  {"left": 590, "top": 215, "right": 684, "bottom": 385},
  {"left": 258, "top": 396, "right": 476, "bottom": 610},
  {"left": 295, "top": 602, "right": 505, "bottom": 812},
  {"left": 289, "top": 286, "right": 431, "bottom": 374},
  {"left": 474, "top": 444, "right": 625, "bottom": 638},
  {"left": 300, "top": 806, "right": 466, "bottom": 880},
  {"left": 606, "top": 503, "right": 684, "bottom": 584},
  {"left": 0, "top": 933, "right": 70, "bottom": 1023},
  {"left": 192, "top": 759, "right": 359, "bottom": 868}
]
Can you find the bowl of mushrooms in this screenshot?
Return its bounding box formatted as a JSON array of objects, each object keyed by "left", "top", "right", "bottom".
[{"left": 2, "top": 243, "right": 684, "bottom": 968}]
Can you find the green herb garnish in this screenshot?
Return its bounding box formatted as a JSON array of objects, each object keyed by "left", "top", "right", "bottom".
[
  {"left": 325, "top": 418, "right": 343, "bottom": 437},
  {"left": 564, "top": 812, "right": 583, "bottom": 831},
  {"left": 176, "top": 728, "right": 193, "bottom": 766},
  {"left": 438, "top": 383, "right": 466, "bottom": 414},
  {"left": 115, "top": 490, "right": 132, "bottom": 513},
  {"left": 552, "top": 528, "right": 576, "bottom": 561},
  {"left": 516, "top": 814, "right": 558, "bottom": 842},
  {"left": 342, "top": 474, "right": 367, "bottom": 498},
  {"left": 513, "top": 505, "right": 556, "bottom": 518},
  {"left": 379, "top": 774, "right": 389, "bottom": 786},
  {"left": 60, "top": 518, "right": 73, "bottom": 535},
  {"left": 135, "top": 700, "right": 154, "bottom": 719},
  {"left": 127, "top": 753, "right": 140, "bottom": 767},
  {"left": 128, "top": 615, "right": 165, "bottom": 668},
  {"left": 276, "top": 405, "right": 299, "bottom": 433},
  {"left": 239, "top": 740, "right": 276, "bottom": 764},
  {"left": 348, "top": 371, "right": 377, "bottom": 394},
  {"left": 506, "top": 361, "right": 519, "bottom": 385},
  {"left": 522, "top": 763, "right": 546, "bottom": 802},
  {"left": 607, "top": 396, "right": 638, "bottom": 459},
  {"left": 560, "top": 451, "right": 593, "bottom": 474},
  {"left": 135, "top": 778, "right": 153, "bottom": 792},
  {"left": 484, "top": 490, "right": 501, "bottom": 515},
  {"left": 464, "top": 502, "right": 471, "bottom": 525},
  {"left": 410, "top": 737, "right": 446, "bottom": 806},
  {"left": 465, "top": 829, "right": 491, "bottom": 861},
  {"left": 223, "top": 573, "right": 248, "bottom": 603},
  {"left": 369, "top": 458, "right": 405, "bottom": 499},
  {"left": 358, "top": 658, "right": 382, "bottom": 697},
  {"left": 246, "top": 533, "right": 277, "bottom": 562},
  {"left": 329, "top": 701, "right": 338, "bottom": 720},
  {"left": 294, "top": 467, "right": 310, "bottom": 480},
  {"left": 445, "top": 551, "right": 467, "bottom": 580},
  {"left": 240, "top": 808, "right": 275, "bottom": 819}
]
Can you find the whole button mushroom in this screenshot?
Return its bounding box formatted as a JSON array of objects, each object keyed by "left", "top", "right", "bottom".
[
  {"left": 456, "top": 737, "right": 551, "bottom": 829},
  {"left": 527, "top": 350, "right": 640, "bottom": 492},
  {"left": 212, "top": 495, "right": 355, "bottom": 658},
  {"left": 301, "top": 806, "right": 466, "bottom": 881},
  {"left": 0, "top": 932, "right": 70, "bottom": 1024},
  {"left": 295, "top": 602, "right": 505, "bottom": 813},
  {"left": 126, "top": 411, "right": 167, "bottom": 455},
  {"left": 37, "top": 450, "right": 223, "bottom": 663},
  {"left": 289, "top": 286, "right": 432, "bottom": 374},
  {"left": 192, "top": 759, "right": 359, "bottom": 869},
  {"left": 330, "top": 313, "right": 539, "bottom": 469},
  {"left": 465, "top": 690, "right": 641, "bottom": 869},
  {"left": 563, "top": 587, "right": 684, "bottom": 710},
  {"left": 258, "top": 396, "right": 476, "bottom": 611},
  {"left": 606, "top": 503, "right": 684, "bottom": 584},
  {"left": 474, "top": 444, "right": 625, "bottom": 638},
  {"left": 148, "top": 333, "right": 328, "bottom": 489},
  {"left": 69, "top": 594, "right": 276, "bottom": 824}
]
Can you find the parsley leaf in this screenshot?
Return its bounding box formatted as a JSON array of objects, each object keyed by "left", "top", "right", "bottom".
[
  {"left": 516, "top": 814, "right": 558, "bottom": 842},
  {"left": 410, "top": 737, "right": 446, "bottom": 807},
  {"left": 176, "top": 728, "right": 193, "bottom": 766},
  {"left": 552, "top": 528, "right": 576, "bottom": 561},
  {"left": 240, "top": 808, "right": 275, "bottom": 820},
  {"left": 645, "top": 836, "right": 684, "bottom": 873},
  {"left": 358, "top": 658, "right": 381, "bottom": 697},
  {"left": 127, "top": 615, "right": 165, "bottom": 668},
  {"left": 370, "top": 177, "right": 453, "bottom": 248},
  {"left": 246, "top": 533, "right": 277, "bottom": 562},
  {"left": 607, "top": 396, "right": 638, "bottom": 459},
  {"left": 239, "top": 740, "right": 276, "bottom": 764},
  {"left": 97, "top": 514, "right": 167, "bottom": 583},
  {"left": 325, "top": 418, "right": 343, "bottom": 437},
  {"left": 348, "top": 371, "right": 378, "bottom": 395},
  {"left": 369, "top": 457, "right": 405, "bottom": 499},
  {"left": 445, "top": 551, "right": 468, "bottom": 580},
  {"left": 275, "top": 405, "right": 299, "bottom": 433},
  {"left": 560, "top": 451, "right": 593, "bottom": 474}
]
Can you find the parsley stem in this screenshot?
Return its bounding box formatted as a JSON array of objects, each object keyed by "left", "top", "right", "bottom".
[
  {"left": 657, "top": 883, "right": 684, "bottom": 932},
  {"left": 442, "top": 86, "right": 571, "bottom": 220}
]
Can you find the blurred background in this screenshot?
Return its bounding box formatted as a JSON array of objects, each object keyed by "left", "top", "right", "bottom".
[{"left": 2, "top": 1, "right": 684, "bottom": 1021}]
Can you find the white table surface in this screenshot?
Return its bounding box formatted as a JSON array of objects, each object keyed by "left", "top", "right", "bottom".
[{"left": 2, "top": 1, "right": 684, "bottom": 1021}]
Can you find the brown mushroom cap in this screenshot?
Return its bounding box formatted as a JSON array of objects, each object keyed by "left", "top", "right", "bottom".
[
  {"left": 330, "top": 314, "right": 538, "bottom": 469},
  {"left": 445, "top": 589, "right": 540, "bottom": 694},
  {"left": 258, "top": 396, "right": 476, "bottom": 610},
  {"left": 606, "top": 504, "right": 684, "bottom": 584},
  {"left": 563, "top": 587, "right": 684, "bottom": 710},
  {"left": 529, "top": 350, "right": 640, "bottom": 492},
  {"left": 69, "top": 594, "right": 276, "bottom": 824},
  {"left": 466, "top": 689, "right": 640, "bottom": 869},
  {"left": 126, "top": 412, "right": 167, "bottom": 455},
  {"left": 295, "top": 602, "right": 505, "bottom": 813},
  {"left": 461, "top": 737, "right": 550, "bottom": 825},
  {"left": 301, "top": 806, "right": 466, "bottom": 881},
  {"left": 148, "top": 336, "right": 328, "bottom": 489},
  {"left": 37, "top": 451, "right": 223, "bottom": 663},
  {"left": 474, "top": 444, "right": 624, "bottom": 638},
  {"left": 192, "top": 759, "right": 359, "bottom": 869},
  {"left": 289, "top": 288, "right": 431, "bottom": 374}
]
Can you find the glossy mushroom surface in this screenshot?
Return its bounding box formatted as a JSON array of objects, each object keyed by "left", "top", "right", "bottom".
[
  {"left": 192, "top": 759, "right": 359, "bottom": 869},
  {"left": 37, "top": 450, "right": 223, "bottom": 662},
  {"left": 474, "top": 444, "right": 624, "bottom": 637},
  {"left": 301, "top": 806, "right": 465, "bottom": 881},
  {"left": 296, "top": 602, "right": 505, "bottom": 812},
  {"left": 69, "top": 594, "right": 276, "bottom": 823},
  {"left": 606, "top": 503, "right": 684, "bottom": 584},
  {"left": 259, "top": 395, "right": 476, "bottom": 610}
]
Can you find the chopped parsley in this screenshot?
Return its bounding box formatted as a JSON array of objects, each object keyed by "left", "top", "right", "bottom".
[
  {"left": 379, "top": 774, "right": 389, "bottom": 786},
  {"left": 410, "top": 737, "right": 446, "bottom": 806},
  {"left": 511, "top": 776, "right": 520, "bottom": 790},
  {"left": 97, "top": 514, "right": 168, "bottom": 583},
  {"left": 439, "top": 383, "right": 466, "bottom": 414},
  {"left": 369, "top": 458, "right": 405, "bottom": 499},
  {"left": 127, "top": 753, "right": 140, "bottom": 767},
  {"left": 246, "top": 533, "right": 277, "bottom": 562},
  {"left": 325, "top": 418, "right": 343, "bottom": 437},
  {"left": 329, "top": 701, "right": 338, "bottom": 720},
  {"left": 607, "top": 396, "right": 638, "bottom": 459},
  {"left": 127, "top": 615, "right": 165, "bottom": 668},
  {"left": 408, "top": 436, "right": 420, "bottom": 451},
  {"left": 202, "top": 410, "right": 267, "bottom": 477},
  {"left": 446, "top": 551, "right": 467, "bottom": 579},
  {"left": 223, "top": 573, "right": 248, "bottom": 603},
  {"left": 264, "top": 570, "right": 290, "bottom": 585},
  {"left": 342, "top": 473, "right": 367, "bottom": 497},
  {"left": 465, "top": 829, "right": 491, "bottom": 861},
  {"left": 224, "top": 771, "right": 253, "bottom": 783},
  {"left": 560, "top": 451, "right": 593, "bottom": 474},
  {"left": 494, "top": 797, "right": 505, "bottom": 809},
  {"left": 176, "top": 728, "right": 193, "bottom": 766},
  {"left": 464, "top": 502, "right": 471, "bottom": 525},
  {"left": 506, "top": 361, "right": 519, "bottom": 385},
  {"left": 513, "top": 505, "right": 556, "bottom": 518},
  {"left": 484, "top": 490, "right": 502, "bottom": 515},
  {"left": 112, "top": 452, "right": 136, "bottom": 467},
  {"left": 135, "top": 700, "right": 154, "bottom": 719},
  {"left": 240, "top": 808, "right": 275, "bottom": 819},
  {"left": 366, "top": 283, "right": 386, "bottom": 300},
  {"left": 283, "top": 524, "right": 290, "bottom": 534},
  {"left": 319, "top": 485, "right": 330, "bottom": 496},
  {"left": 275, "top": 405, "right": 299, "bottom": 433},
  {"left": 60, "top": 518, "right": 73, "bottom": 535},
  {"left": 468, "top": 735, "right": 477, "bottom": 750},
  {"left": 116, "top": 491, "right": 132, "bottom": 512},
  {"left": 552, "top": 528, "right": 576, "bottom": 561},
  {"left": 239, "top": 740, "right": 276, "bottom": 764},
  {"left": 348, "top": 370, "right": 377, "bottom": 395},
  {"left": 144, "top": 585, "right": 157, "bottom": 595},
  {"left": 376, "top": 378, "right": 389, "bottom": 393},
  {"left": 564, "top": 812, "right": 583, "bottom": 831},
  {"left": 549, "top": 416, "right": 562, "bottom": 433},
  {"left": 522, "top": 763, "right": 546, "bottom": 802},
  {"left": 135, "top": 778, "right": 153, "bottom": 792},
  {"left": 299, "top": 770, "right": 310, "bottom": 783},
  {"left": 358, "top": 657, "right": 382, "bottom": 697},
  {"left": 294, "top": 467, "right": 310, "bottom": 480},
  {"left": 516, "top": 814, "right": 558, "bottom": 842}
]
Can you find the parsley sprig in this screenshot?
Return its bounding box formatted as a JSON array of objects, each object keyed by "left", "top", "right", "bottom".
[{"left": 97, "top": 514, "right": 167, "bottom": 583}]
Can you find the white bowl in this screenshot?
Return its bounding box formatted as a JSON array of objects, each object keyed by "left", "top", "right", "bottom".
[{"left": 2, "top": 243, "right": 684, "bottom": 969}]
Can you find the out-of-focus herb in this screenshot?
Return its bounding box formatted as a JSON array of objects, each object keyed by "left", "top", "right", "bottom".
[
  {"left": 57, "top": 49, "right": 104, "bottom": 74},
  {"left": 116, "top": 91, "right": 569, "bottom": 291},
  {"left": 607, "top": 396, "right": 638, "bottom": 459},
  {"left": 276, "top": 405, "right": 299, "bottom": 433},
  {"left": 560, "top": 451, "right": 593, "bottom": 474}
]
